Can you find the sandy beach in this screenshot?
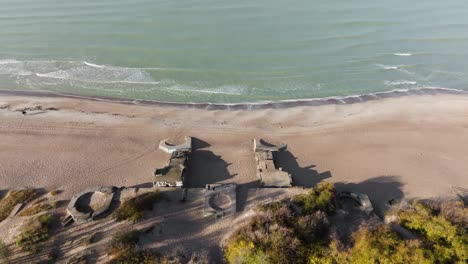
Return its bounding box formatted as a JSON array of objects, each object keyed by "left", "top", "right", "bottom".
[
  {"left": 0, "top": 93, "right": 467, "bottom": 204},
  {"left": 1, "top": 93, "right": 468, "bottom": 262}
]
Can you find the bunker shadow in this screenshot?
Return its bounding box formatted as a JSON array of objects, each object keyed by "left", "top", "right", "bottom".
[{"left": 275, "top": 150, "right": 332, "bottom": 188}]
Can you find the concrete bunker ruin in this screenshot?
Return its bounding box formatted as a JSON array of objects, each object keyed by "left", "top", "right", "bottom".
[
  {"left": 204, "top": 184, "right": 237, "bottom": 218},
  {"left": 154, "top": 137, "right": 192, "bottom": 187},
  {"left": 253, "top": 139, "right": 292, "bottom": 188},
  {"left": 66, "top": 186, "right": 115, "bottom": 224},
  {"left": 336, "top": 191, "right": 374, "bottom": 215}
]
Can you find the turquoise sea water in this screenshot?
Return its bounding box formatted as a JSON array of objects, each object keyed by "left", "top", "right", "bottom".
[{"left": 1, "top": 0, "right": 468, "bottom": 103}]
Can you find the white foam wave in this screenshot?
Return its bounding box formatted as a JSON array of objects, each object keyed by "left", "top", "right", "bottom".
[
  {"left": 165, "top": 84, "right": 245, "bottom": 95},
  {"left": 0, "top": 59, "right": 20, "bottom": 65},
  {"left": 83, "top": 61, "right": 104, "bottom": 68},
  {"left": 384, "top": 80, "right": 417, "bottom": 86},
  {"left": 376, "top": 64, "right": 399, "bottom": 70},
  {"left": 394, "top": 53, "right": 412, "bottom": 56},
  {"left": 35, "top": 73, "right": 161, "bottom": 85}
]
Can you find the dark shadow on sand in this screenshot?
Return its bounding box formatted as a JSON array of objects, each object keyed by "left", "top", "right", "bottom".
[
  {"left": 191, "top": 137, "right": 211, "bottom": 150},
  {"left": 334, "top": 175, "right": 404, "bottom": 218},
  {"left": 275, "top": 150, "right": 331, "bottom": 188},
  {"left": 186, "top": 150, "right": 232, "bottom": 188}
]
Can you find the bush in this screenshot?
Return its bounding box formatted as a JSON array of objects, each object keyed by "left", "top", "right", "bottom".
[
  {"left": 225, "top": 187, "right": 333, "bottom": 264},
  {"left": 0, "top": 240, "right": 11, "bottom": 263},
  {"left": 397, "top": 201, "right": 468, "bottom": 263},
  {"left": 107, "top": 230, "right": 159, "bottom": 264},
  {"left": 332, "top": 225, "right": 428, "bottom": 264},
  {"left": 107, "top": 230, "right": 141, "bottom": 256},
  {"left": 0, "top": 189, "right": 38, "bottom": 222},
  {"left": 108, "top": 250, "right": 158, "bottom": 264},
  {"left": 15, "top": 213, "right": 55, "bottom": 253},
  {"left": 225, "top": 183, "right": 468, "bottom": 264},
  {"left": 292, "top": 182, "right": 335, "bottom": 215},
  {"left": 112, "top": 191, "right": 161, "bottom": 222}
]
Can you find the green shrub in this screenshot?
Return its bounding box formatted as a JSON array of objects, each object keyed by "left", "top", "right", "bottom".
[
  {"left": 15, "top": 213, "right": 54, "bottom": 253},
  {"left": 225, "top": 183, "right": 468, "bottom": 264},
  {"left": 0, "top": 240, "right": 11, "bottom": 263},
  {"left": 226, "top": 189, "right": 332, "bottom": 264},
  {"left": 0, "top": 189, "right": 38, "bottom": 222},
  {"left": 333, "top": 225, "right": 429, "bottom": 264},
  {"left": 112, "top": 191, "right": 161, "bottom": 222},
  {"left": 292, "top": 182, "right": 335, "bottom": 215},
  {"left": 397, "top": 201, "right": 468, "bottom": 263}
]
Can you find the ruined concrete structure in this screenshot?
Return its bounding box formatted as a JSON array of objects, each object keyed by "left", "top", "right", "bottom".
[
  {"left": 66, "top": 186, "right": 115, "bottom": 224},
  {"left": 204, "top": 184, "right": 237, "bottom": 218},
  {"left": 336, "top": 191, "right": 374, "bottom": 215},
  {"left": 253, "top": 139, "right": 292, "bottom": 187},
  {"left": 154, "top": 137, "right": 192, "bottom": 187}
]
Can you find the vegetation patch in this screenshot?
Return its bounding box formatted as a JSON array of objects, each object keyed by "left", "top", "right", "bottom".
[
  {"left": 49, "top": 190, "right": 60, "bottom": 196},
  {"left": 224, "top": 182, "right": 468, "bottom": 264},
  {"left": 112, "top": 191, "right": 161, "bottom": 222},
  {"left": 292, "top": 182, "right": 335, "bottom": 215},
  {"left": 107, "top": 230, "right": 159, "bottom": 264},
  {"left": 0, "top": 240, "right": 11, "bottom": 263},
  {"left": 18, "top": 202, "right": 53, "bottom": 217},
  {"left": 226, "top": 182, "right": 335, "bottom": 264},
  {"left": 0, "top": 189, "right": 38, "bottom": 222},
  {"left": 15, "top": 213, "right": 55, "bottom": 253}
]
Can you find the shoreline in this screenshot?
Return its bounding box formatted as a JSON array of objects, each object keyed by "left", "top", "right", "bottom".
[{"left": 0, "top": 86, "right": 466, "bottom": 110}]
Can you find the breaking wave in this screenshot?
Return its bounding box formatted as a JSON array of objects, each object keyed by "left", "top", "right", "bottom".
[{"left": 393, "top": 53, "right": 413, "bottom": 56}]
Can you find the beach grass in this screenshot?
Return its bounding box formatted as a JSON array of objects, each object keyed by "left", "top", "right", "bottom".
[
  {"left": 0, "top": 189, "right": 38, "bottom": 222},
  {"left": 15, "top": 213, "right": 55, "bottom": 253},
  {"left": 18, "top": 203, "right": 53, "bottom": 217},
  {"left": 112, "top": 191, "right": 161, "bottom": 222}
]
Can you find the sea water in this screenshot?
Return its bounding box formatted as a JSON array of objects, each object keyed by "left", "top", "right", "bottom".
[{"left": 0, "top": 0, "right": 468, "bottom": 103}]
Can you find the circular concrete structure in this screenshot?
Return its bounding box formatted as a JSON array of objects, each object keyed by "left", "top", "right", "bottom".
[
  {"left": 67, "top": 186, "right": 115, "bottom": 224},
  {"left": 209, "top": 193, "right": 232, "bottom": 211}
]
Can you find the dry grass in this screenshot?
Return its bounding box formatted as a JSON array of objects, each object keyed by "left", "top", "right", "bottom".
[
  {"left": 18, "top": 203, "right": 53, "bottom": 217},
  {"left": 15, "top": 213, "right": 55, "bottom": 253},
  {"left": 49, "top": 190, "right": 60, "bottom": 196},
  {"left": 0, "top": 189, "right": 38, "bottom": 222},
  {"left": 112, "top": 191, "right": 161, "bottom": 222}
]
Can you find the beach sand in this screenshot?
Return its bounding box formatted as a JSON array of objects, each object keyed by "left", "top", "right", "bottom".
[
  {"left": 1, "top": 93, "right": 468, "bottom": 262},
  {"left": 1, "top": 93, "right": 467, "bottom": 203}
]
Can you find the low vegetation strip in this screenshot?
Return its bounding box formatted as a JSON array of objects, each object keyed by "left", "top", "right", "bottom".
[
  {"left": 18, "top": 202, "right": 53, "bottom": 217},
  {"left": 224, "top": 182, "right": 468, "bottom": 264},
  {"left": 107, "top": 230, "right": 159, "bottom": 264},
  {"left": 0, "top": 189, "right": 38, "bottom": 222},
  {"left": 15, "top": 213, "right": 55, "bottom": 253},
  {"left": 112, "top": 190, "right": 161, "bottom": 222}
]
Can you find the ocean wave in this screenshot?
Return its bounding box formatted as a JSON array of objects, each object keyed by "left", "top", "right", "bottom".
[
  {"left": 393, "top": 53, "right": 412, "bottom": 56},
  {"left": 0, "top": 59, "right": 20, "bottom": 64},
  {"left": 384, "top": 81, "right": 417, "bottom": 86},
  {"left": 164, "top": 84, "right": 246, "bottom": 95},
  {"left": 35, "top": 72, "right": 161, "bottom": 85},
  {"left": 376, "top": 64, "right": 400, "bottom": 70},
  {"left": 83, "top": 61, "right": 104, "bottom": 68}
]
